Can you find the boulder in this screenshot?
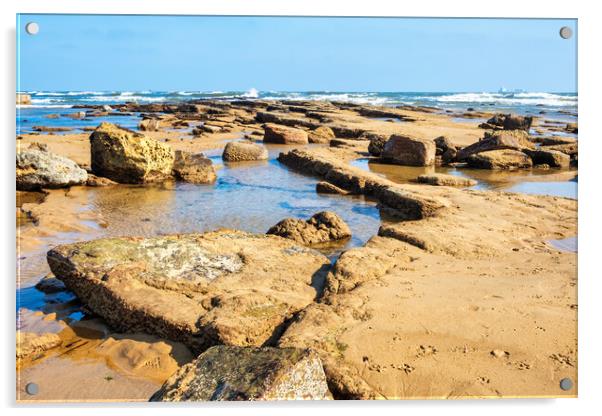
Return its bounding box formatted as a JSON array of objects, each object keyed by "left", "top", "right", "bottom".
[
  {"left": 16, "top": 150, "right": 88, "bottom": 191},
  {"left": 66, "top": 111, "right": 86, "bottom": 120},
  {"left": 139, "top": 118, "right": 161, "bottom": 132},
  {"left": 89, "top": 122, "right": 175, "bottom": 184},
  {"left": 366, "top": 134, "right": 389, "bottom": 157},
  {"left": 503, "top": 115, "right": 533, "bottom": 131},
  {"left": 316, "top": 181, "right": 349, "bottom": 195},
  {"left": 172, "top": 150, "right": 217, "bottom": 184},
  {"left": 308, "top": 126, "right": 335, "bottom": 144},
  {"left": 222, "top": 141, "right": 268, "bottom": 162},
  {"left": 150, "top": 346, "right": 331, "bottom": 401},
  {"left": 416, "top": 173, "right": 477, "bottom": 187},
  {"left": 456, "top": 130, "right": 534, "bottom": 161},
  {"left": 47, "top": 230, "right": 331, "bottom": 352},
  {"left": 263, "top": 123, "right": 309, "bottom": 145},
  {"left": 380, "top": 135, "right": 436, "bottom": 166},
  {"left": 524, "top": 149, "right": 570, "bottom": 168},
  {"left": 267, "top": 211, "right": 351, "bottom": 246},
  {"left": 466, "top": 150, "right": 533, "bottom": 170},
  {"left": 434, "top": 136, "right": 461, "bottom": 164},
  {"left": 17, "top": 332, "right": 62, "bottom": 359},
  {"left": 34, "top": 275, "right": 66, "bottom": 294}
]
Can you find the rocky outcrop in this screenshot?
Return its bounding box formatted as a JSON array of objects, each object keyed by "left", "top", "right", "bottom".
[
  {"left": 90, "top": 123, "right": 175, "bottom": 184},
  {"left": 316, "top": 181, "right": 349, "bottom": 195},
  {"left": 434, "top": 136, "right": 461, "bottom": 164},
  {"left": 256, "top": 112, "right": 319, "bottom": 129},
  {"left": 47, "top": 230, "right": 330, "bottom": 353},
  {"left": 540, "top": 142, "right": 578, "bottom": 156},
  {"left": 277, "top": 148, "right": 448, "bottom": 220},
  {"left": 380, "top": 135, "right": 436, "bottom": 166},
  {"left": 16, "top": 149, "right": 88, "bottom": 191},
  {"left": 416, "top": 173, "right": 477, "bottom": 187},
  {"left": 308, "top": 126, "right": 335, "bottom": 144},
  {"left": 524, "top": 149, "right": 570, "bottom": 168},
  {"left": 222, "top": 141, "right": 268, "bottom": 162},
  {"left": 16, "top": 93, "right": 31, "bottom": 105},
  {"left": 456, "top": 130, "right": 534, "bottom": 161},
  {"left": 539, "top": 136, "right": 576, "bottom": 146},
  {"left": 263, "top": 123, "right": 309, "bottom": 144},
  {"left": 150, "top": 346, "right": 331, "bottom": 401},
  {"left": 267, "top": 211, "right": 351, "bottom": 246},
  {"left": 466, "top": 149, "right": 533, "bottom": 170},
  {"left": 172, "top": 150, "right": 216, "bottom": 184}
]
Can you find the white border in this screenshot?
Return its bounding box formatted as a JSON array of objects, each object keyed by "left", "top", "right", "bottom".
[{"left": 2, "top": 1, "right": 601, "bottom": 415}]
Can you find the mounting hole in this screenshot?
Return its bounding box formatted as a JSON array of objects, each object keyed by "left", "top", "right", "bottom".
[
  {"left": 25, "top": 382, "right": 39, "bottom": 395},
  {"left": 559, "top": 377, "right": 573, "bottom": 391},
  {"left": 25, "top": 22, "right": 39, "bottom": 35},
  {"left": 559, "top": 26, "right": 572, "bottom": 39}
]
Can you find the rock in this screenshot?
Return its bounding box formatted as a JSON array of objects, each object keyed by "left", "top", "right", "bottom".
[
  {"left": 139, "top": 118, "right": 161, "bottom": 132},
  {"left": 524, "top": 149, "right": 570, "bottom": 168},
  {"left": 150, "top": 346, "right": 331, "bottom": 401},
  {"left": 89, "top": 122, "right": 175, "bottom": 184},
  {"left": 539, "top": 136, "right": 577, "bottom": 146},
  {"left": 102, "top": 105, "right": 113, "bottom": 112},
  {"left": 566, "top": 122, "right": 578, "bottom": 133},
  {"left": 35, "top": 275, "right": 66, "bottom": 293},
  {"left": 491, "top": 349, "right": 509, "bottom": 358},
  {"left": 16, "top": 150, "right": 88, "bottom": 191},
  {"left": 456, "top": 130, "right": 534, "bottom": 161},
  {"left": 466, "top": 150, "right": 533, "bottom": 170},
  {"left": 86, "top": 174, "right": 118, "bottom": 187},
  {"left": 45, "top": 114, "right": 60, "bottom": 119},
  {"left": 16, "top": 93, "right": 31, "bottom": 105},
  {"left": 540, "top": 143, "right": 578, "bottom": 156},
  {"left": 172, "top": 150, "right": 216, "bottom": 184},
  {"left": 17, "top": 332, "right": 62, "bottom": 359},
  {"left": 380, "top": 135, "right": 436, "bottom": 166},
  {"left": 366, "top": 134, "right": 389, "bottom": 157},
  {"left": 316, "top": 181, "right": 349, "bottom": 195},
  {"left": 485, "top": 113, "right": 533, "bottom": 131},
  {"left": 308, "top": 126, "right": 335, "bottom": 144},
  {"left": 47, "top": 230, "right": 330, "bottom": 352},
  {"left": 32, "top": 126, "right": 72, "bottom": 132},
  {"left": 66, "top": 111, "right": 86, "bottom": 120},
  {"left": 263, "top": 123, "right": 309, "bottom": 145},
  {"left": 256, "top": 112, "right": 320, "bottom": 129},
  {"left": 503, "top": 115, "right": 533, "bottom": 131},
  {"left": 434, "top": 136, "right": 461, "bottom": 164},
  {"left": 416, "top": 173, "right": 477, "bottom": 187},
  {"left": 27, "top": 142, "right": 48, "bottom": 152},
  {"left": 222, "top": 141, "right": 268, "bottom": 162},
  {"left": 267, "top": 211, "right": 351, "bottom": 246},
  {"left": 201, "top": 124, "right": 222, "bottom": 134}
]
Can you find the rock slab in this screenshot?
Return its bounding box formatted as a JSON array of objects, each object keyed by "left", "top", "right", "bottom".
[
  {"left": 150, "top": 345, "right": 331, "bottom": 401},
  {"left": 263, "top": 123, "right": 309, "bottom": 145},
  {"left": 47, "top": 230, "right": 330, "bottom": 353}
]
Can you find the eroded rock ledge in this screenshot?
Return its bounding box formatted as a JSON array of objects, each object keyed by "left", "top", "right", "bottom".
[{"left": 47, "top": 230, "right": 330, "bottom": 353}]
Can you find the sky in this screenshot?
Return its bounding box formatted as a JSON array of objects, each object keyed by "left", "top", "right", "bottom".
[{"left": 17, "top": 15, "right": 577, "bottom": 92}]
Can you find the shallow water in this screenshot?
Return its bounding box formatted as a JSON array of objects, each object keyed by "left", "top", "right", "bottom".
[
  {"left": 350, "top": 158, "right": 577, "bottom": 199},
  {"left": 17, "top": 144, "right": 384, "bottom": 313},
  {"left": 549, "top": 236, "right": 578, "bottom": 253}
]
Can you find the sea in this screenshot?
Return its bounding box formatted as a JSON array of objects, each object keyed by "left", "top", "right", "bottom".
[{"left": 16, "top": 90, "right": 577, "bottom": 135}]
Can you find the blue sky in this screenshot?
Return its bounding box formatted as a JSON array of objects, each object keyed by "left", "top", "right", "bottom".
[{"left": 17, "top": 15, "right": 577, "bottom": 92}]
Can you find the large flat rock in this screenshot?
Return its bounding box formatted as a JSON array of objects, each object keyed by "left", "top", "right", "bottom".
[
  {"left": 150, "top": 345, "right": 332, "bottom": 401},
  {"left": 47, "top": 230, "right": 330, "bottom": 353}
]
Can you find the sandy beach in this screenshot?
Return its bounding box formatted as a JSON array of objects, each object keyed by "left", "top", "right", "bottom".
[{"left": 16, "top": 97, "right": 577, "bottom": 401}]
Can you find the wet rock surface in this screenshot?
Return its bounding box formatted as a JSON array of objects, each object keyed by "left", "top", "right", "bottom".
[
  {"left": 16, "top": 149, "right": 88, "bottom": 191},
  {"left": 416, "top": 173, "right": 477, "bottom": 187},
  {"left": 47, "top": 230, "right": 330, "bottom": 353},
  {"left": 90, "top": 122, "right": 175, "bottom": 184},
  {"left": 150, "top": 345, "right": 331, "bottom": 401},
  {"left": 267, "top": 211, "right": 352, "bottom": 246}
]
